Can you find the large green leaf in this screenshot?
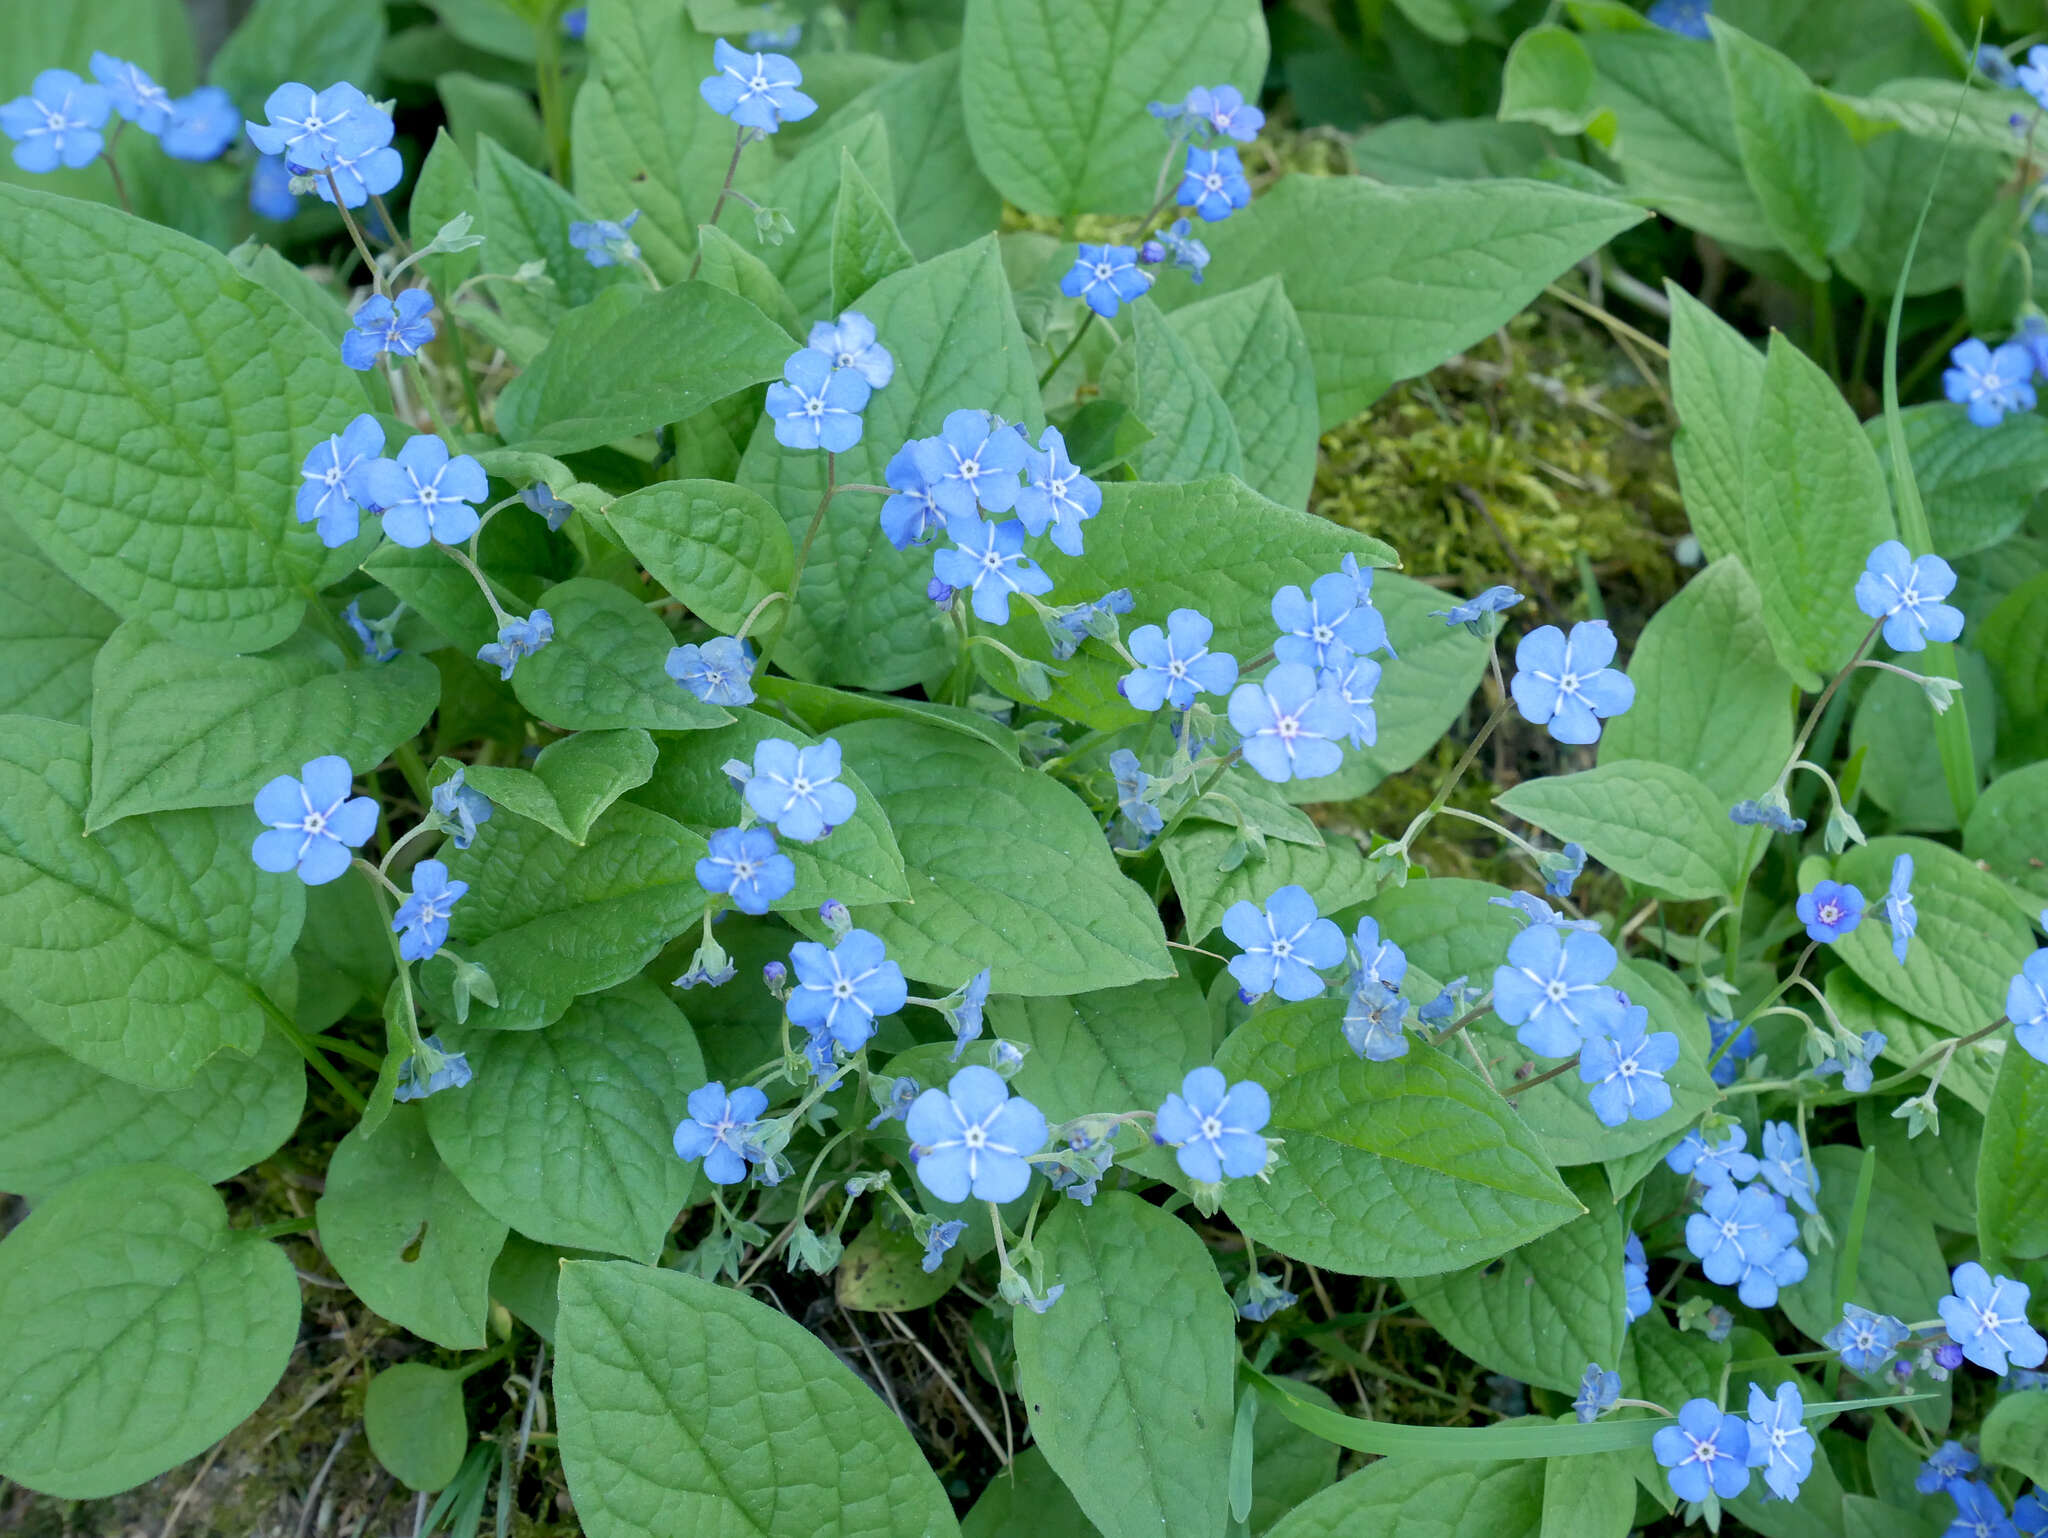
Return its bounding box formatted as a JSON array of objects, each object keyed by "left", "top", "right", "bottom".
[
  {"left": 1167, "top": 277, "right": 1320, "bottom": 510},
  {"left": 1103, "top": 299, "right": 1244, "bottom": 484},
  {"left": 831, "top": 151, "right": 914, "bottom": 311},
  {"left": 959, "top": 0, "right": 1267, "bottom": 217},
  {"left": 318, "top": 1104, "right": 508, "bottom": 1349},
  {"left": 364, "top": 1363, "right": 469, "bottom": 1493},
  {"left": 0, "top": 510, "right": 117, "bottom": 725},
  {"left": 207, "top": 0, "right": 385, "bottom": 116},
  {"left": 1164, "top": 827, "right": 1377, "bottom": 944},
  {"left": 829, "top": 51, "right": 999, "bottom": 261},
  {"left": 1847, "top": 651, "right": 1996, "bottom": 833},
  {"left": 0, "top": 715, "right": 302, "bottom": 1089},
  {"left": 1980, "top": 1043, "right": 2048, "bottom": 1262},
  {"left": 1664, "top": 283, "right": 1764, "bottom": 566},
  {"left": 1983, "top": 1386, "right": 2048, "bottom": 1487},
  {"left": 554, "top": 1260, "right": 961, "bottom": 1537},
  {"left": 0, "top": 1163, "right": 298, "bottom": 1499},
  {"left": 604, "top": 479, "right": 795, "bottom": 636},
  {"left": 1014, "top": 1194, "right": 1236, "bottom": 1538},
  {"left": 0, "top": 182, "right": 366, "bottom": 653},
  {"left": 1857, "top": 1094, "right": 1981, "bottom": 1236},
  {"left": 1964, "top": 761, "right": 2048, "bottom": 903},
  {"left": 1496, "top": 761, "right": 1747, "bottom": 901},
  {"left": 1214, "top": 1000, "right": 1581, "bottom": 1276},
  {"left": 1869, "top": 403, "right": 2048, "bottom": 560},
  {"left": 85, "top": 622, "right": 438, "bottom": 829},
  {"left": 512, "top": 578, "right": 733, "bottom": 732},
  {"left": 1264, "top": 1458, "right": 1545, "bottom": 1538},
  {"left": 960, "top": 1446, "right": 1099, "bottom": 1538},
  {"left": 1782, "top": 1145, "right": 1948, "bottom": 1343},
  {"left": 463, "top": 728, "right": 658, "bottom": 845},
  {"left": 997, "top": 973, "right": 1213, "bottom": 1125},
  {"left": 757, "top": 114, "right": 896, "bottom": 319},
  {"left": 833, "top": 719, "right": 1171, "bottom": 994},
  {"left": 426, "top": 979, "right": 701, "bottom": 1261}
]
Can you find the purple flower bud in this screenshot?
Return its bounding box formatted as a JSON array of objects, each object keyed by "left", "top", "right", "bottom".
[
  {"left": 1138, "top": 239, "right": 1165, "bottom": 264},
  {"left": 820, "top": 899, "right": 848, "bottom": 925},
  {"left": 1238, "top": 987, "right": 1259, "bottom": 1006},
  {"left": 1935, "top": 1342, "right": 1965, "bottom": 1370},
  {"left": 763, "top": 960, "right": 787, "bottom": 991},
  {"left": 928, "top": 578, "right": 955, "bottom": 607}
]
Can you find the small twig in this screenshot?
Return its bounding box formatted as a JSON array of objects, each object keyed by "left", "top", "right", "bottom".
[
  {"left": 837, "top": 1304, "right": 904, "bottom": 1425},
  {"left": 1452, "top": 483, "right": 1564, "bottom": 625},
  {"left": 159, "top": 1438, "right": 231, "bottom": 1538},
  {"left": 879, "top": 1308, "right": 1010, "bottom": 1467},
  {"left": 514, "top": 1342, "right": 547, "bottom": 1473},
  {"left": 295, "top": 1424, "right": 359, "bottom": 1538}
]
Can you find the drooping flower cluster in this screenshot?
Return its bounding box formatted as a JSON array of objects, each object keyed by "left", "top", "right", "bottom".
[{"left": 1672, "top": 1120, "right": 1810, "bottom": 1308}]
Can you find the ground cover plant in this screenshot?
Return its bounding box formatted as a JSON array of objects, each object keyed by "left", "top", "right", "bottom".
[{"left": 10, "top": 1, "right": 2048, "bottom": 1536}]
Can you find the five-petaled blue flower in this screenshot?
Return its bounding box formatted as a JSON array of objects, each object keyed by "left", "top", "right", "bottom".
[
  {"left": 808, "top": 311, "right": 894, "bottom": 389},
  {"left": 667, "top": 635, "right": 755, "bottom": 706},
  {"left": 251, "top": 755, "right": 378, "bottom": 886},
  {"left": 1667, "top": 1124, "right": 1761, "bottom": 1186},
  {"left": 90, "top": 53, "right": 172, "bottom": 134},
  {"left": 1545, "top": 842, "right": 1586, "bottom": 899},
  {"left": 1624, "top": 1231, "right": 1652, "bottom": 1320},
  {"left": 1430, "top": 585, "right": 1522, "bottom": 636},
  {"left": 788, "top": 927, "right": 908, "bottom": 1054},
  {"left": 1223, "top": 884, "right": 1345, "bottom": 1002},
  {"left": 1653, "top": 1399, "right": 1751, "bottom": 1503},
  {"left": 2010, "top": 949, "right": 2048, "bottom": 1064},
  {"left": 393, "top": 1035, "right": 472, "bottom": 1102},
  {"left": 1122, "top": 608, "right": 1238, "bottom": 711},
  {"left": 303, "top": 119, "right": 402, "bottom": 209},
  {"left": 766, "top": 347, "right": 871, "bottom": 452},
  {"left": 1856, "top": 540, "right": 1965, "bottom": 653},
  {"left": 1919, "top": 1441, "right": 1982, "bottom": 1494},
  {"left": 673, "top": 1081, "right": 770, "bottom": 1185},
  {"left": 1815, "top": 1027, "right": 1886, "bottom": 1091},
  {"left": 1730, "top": 798, "right": 1805, "bottom": 835},
  {"left": 1318, "top": 652, "right": 1380, "bottom": 750},
  {"left": 1273, "top": 571, "right": 1388, "bottom": 671},
  {"left": 1686, "top": 1179, "right": 1794, "bottom": 1288},
  {"left": 696, "top": 826, "right": 796, "bottom": 915},
  {"left": 431, "top": 767, "right": 493, "bottom": 850},
  {"left": 298, "top": 413, "right": 384, "bottom": 546},
  {"left": 1015, "top": 425, "right": 1101, "bottom": 556},
  {"left": 350, "top": 434, "right": 487, "bottom": 547},
  {"left": 568, "top": 210, "right": 640, "bottom": 268},
  {"left": 1947, "top": 1480, "right": 2018, "bottom": 1538},
  {"left": 246, "top": 81, "right": 379, "bottom": 172},
  {"left": 1578, "top": 1004, "right": 1678, "bottom": 1126},
  {"left": 1155, "top": 1066, "right": 1271, "bottom": 1182},
  {"left": 521, "top": 483, "right": 575, "bottom": 530},
  {"left": 1881, "top": 852, "right": 1916, "bottom": 965},
  {"left": 905, "top": 1065, "right": 1048, "bottom": 1203},
  {"left": 1826, "top": 1303, "right": 1912, "bottom": 1378},
  {"left": 1574, "top": 1363, "right": 1620, "bottom": 1423},
  {"left": 1941, "top": 1262, "right": 2048, "bottom": 1375},
  {"left": 341, "top": 289, "right": 436, "bottom": 372},
  {"left": 1510, "top": 620, "right": 1635, "bottom": 745},
  {"left": 344, "top": 598, "right": 399, "bottom": 663},
  {"left": 2018, "top": 1490, "right": 2048, "bottom": 1538},
  {"left": 393, "top": 858, "right": 467, "bottom": 961},
  {"left": 945, "top": 968, "right": 992, "bottom": 1059},
  {"left": 1352, "top": 915, "right": 1407, "bottom": 992},
  {"left": 1059, "top": 243, "right": 1152, "bottom": 318},
  {"left": 159, "top": 87, "right": 239, "bottom": 161},
  {"left": 1150, "top": 84, "right": 1265, "bottom": 142},
  {"left": 1177, "top": 144, "right": 1251, "bottom": 222},
  {"left": 745, "top": 737, "right": 855, "bottom": 843},
  {"left": 922, "top": 1220, "right": 965, "bottom": 1272},
  {"left": 1492, "top": 923, "right": 1625, "bottom": 1057},
  {"left": 931, "top": 516, "right": 1053, "bottom": 626},
  {"left": 1945, "top": 338, "right": 2037, "bottom": 427},
  {"left": 1343, "top": 979, "right": 1410, "bottom": 1061},
  {"left": 879, "top": 441, "right": 947, "bottom": 550},
  {"left": 699, "top": 37, "right": 816, "bottom": 133},
  {"left": 2, "top": 69, "right": 110, "bottom": 173},
  {"left": 1109, "top": 748, "right": 1163, "bottom": 840},
  {"left": 1795, "top": 879, "right": 1865, "bottom": 944},
  {"left": 1743, "top": 1382, "right": 1813, "bottom": 1502},
  {"left": 477, "top": 610, "right": 553, "bottom": 680},
  {"left": 1151, "top": 217, "right": 1210, "bottom": 283},
  {"left": 1758, "top": 1120, "right": 1818, "bottom": 1214},
  {"left": 1228, "top": 663, "right": 1350, "bottom": 784},
  {"left": 913, "top": 410, "right": 1027, "bottom": 521}
]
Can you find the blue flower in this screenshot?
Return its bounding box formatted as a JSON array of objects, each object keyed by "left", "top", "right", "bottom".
[
  {"left": 1417, "top": 975, "right": 1473, "bottom": 1025},
  {"left": 1015, "top": 425, "right": 1101, "bottom": 557},
  {"left": 1151, "top": 84, "right": 1265, "bottom": 142},
  {"left": 1826, "top": 1303, "right": 1912, "bottom": 1378},
  {"left": 1741, "top": 1229, "right": 1807, "bottom": 1310},
  {"left": 297, "top": 413, "right": 384, "bottom": 546},
  {"left": 1743, "top": 1382, "right": 1813, "bottom": 1502},
  {"left": 946, "top": 967, "right": 992, "bottom": 1059},
  {"left": 90, "top": 53, "right": 173, "bottom": 134},
  {"left": 905, "top": 1065, "right": 1048, "bottom": 1203},
  {"left": 1707, "top": 1016, "right": 1756, "bottom": 1087},
  {"left": 246, "top": 81, "right": 378, "bottom": 168},
  {"left": 1796, "top": 880, "right": 1866, "bottom": 944},
  {"left": 568, "top": 210, "right": 640, "bottom": 268},
  {"left": 1947, "top": 1480, "right": 2019, "bottom": 1538},
  {"left": 1227, "top": 663, "right": 1351, "bottom": 783},
  {"left": 1879, "top": 851, "right": 1917, "bottom": 965},
  {"left": 1667, "top": 1124, "right": 1761, "bottom": 1186},
  {"left": 1122, "top": 608, "right": 1238, "bottom": 711},
  {"left": 879, "top": 441, "right": 947, "bottom": 550},
  {"left": 343, "top": 599, "right": 400, "bottom": 663},
  {"left": 520, "top": 483, "right": 575, "bottom": 531},
  {"left": 699, "top": 37, "right": 815, "bottom": 133},
  {"left": 788, "top": 927, "right": 907, "bottom": 1054},
  {"left": 2011, "top": 950, "right": 2048, "bottom": 1063},
  {"left": 1856, "top": 540, "right": 1965, "bottom": 653},
  {"left": 562, "top": 6, "right": 588, "bottom": 38},
  {"left": 1155, "top": 1066, "right": 1270, "bottom": 1182},
  {"left": 2019, "top": 1491, "right": 2048, "bottom": 1538},
  {"left": 1545, "top": 843, "right": 1586, "bottom": 899},
  {"left": 1510, "top": 620, "right": 1635, "bottom": 744},
  {"left": 1273, "top": 571, "right": 1388, "bottom": 671},
  {"left": 1490, "top": 891, "right": 1601, "bottom": 931},
  {"left": 250, "top": 153, "right": 299, "bottom": 219},
  {"left": 1815, "top": 1028, "right": 1886, "bottom": 1091},
  {"left": 766, "top": 347, "right": 871, "bottom": 451},
  {"left": 1319, "top": 653, "right": 1381, "bottom": 751},
  {"left": 1342, "top": 979, "right": 1410, "bottom": 1061},
  {"left": 158, "top": 87, "right": 239, "bottom": 161},
  {"left": 1653, "top": 1399, "right": 1751, "bottom": 1503},
  {"left": 250, "top": 755, "right": 378, "bottom": 886},
  {"left": 1578, "top": 1005, "right": 1678, "bottom": 1126},
  {"left": 1624, "top": 1233, "right": 1652, "bottom": 1321},
  {"left": 912, "top": 410, "right": 1028, "bottom": 521},
  {"left": 667, "top": 636, "right": 755, "bottom": 706},
  {"left": 393, "top": 1035, "right": 473, "bottom": 1102},
  {"left": 1686, "top": 1179, "right": 1794, "bottom": 1288},
  {"left": 1, "top": 70, "right": 110, "bottom": 173},
  {"left": 922, "top": 1219, "right": 965, "bottom": 1272},
  {"left": 477, "top": 610, "right": 554, "bottom": 680},
  {"left": 2022, "top": 45, "right": 2048, "bottom": 110},
  {"left": 673, "top": 1081, "right": 770, "bottom": 1185},
  {"left": 696, "top": 826, "right": 796, "bottom": 915},
  {"left": 1574, "top": 1363, "right": 1620, "bottom": 1423},
  {"left": 1945, "top": 339, "right": 2037, "bottom": 427},
  {"left": 1730, "top": 799, "right": 1806, "bottom": 835},
  {"left": 431, "top": 768, "right": 493, "bottom": 850},
  {"left": 1236, "top": 1272, "right": 1298, "bottom": 1321},
  {"left": 745, "top": 737, "right": 856, "bottom": 843},
  {"left": 1223, "top": 883, "right": 1345, "bottom": 1002},
  {"left": 1352, "top": 915, "right": 1407, "bottom": 991},
  {"left": 1757, "top": 1121, "right": 1818, "bottom": 1214},
  {"left": 867, "top": 1077, "right": 921, "bottom": 1130},
  {"left": 393, "top": 858, "right": 467, "bottom": 961},
  {"left": 1647, "top": 0, "right": 1713, "bottom": 39},
  {"left": 1941, "top": 1262, "right": 2048, "bottom": 1375},
  {"left": 1059, "top": 243, "right": 1152, "bottom": 318},
  {"left": 1431, "top": 585, "right": 1523, "bottom": 635},
  {"left": 300, "top": 121, "right": 402, "bottom": 209},
  {"left": 350, "top": 434, "right": 487, "bottom": 547},
  {"left": 340, "top": 289, "right": 436, "bottom": 372},
  {"left": 1109, "top": 748, "right": 1163, "bottom": 839},
  {"left": 808, "top": 311, "right": 894, "bottom": 389},
  {"left": 1153, "top": 217, "right": 1210, "bottom": 283},
  {"left": 1491, "top": 923, "right": 1625, "bottom": 1057},
  {"left": 931, "top": 516, "right": 1053, "bottom": 626},
  {"left": 1049, "top": 589, "right": 1133, "bottom": 660},
  {"left": 747, "top": 24, "right": 804, "bottom": 50},
  {"left": 1177, "top": 144, "right": 1251, "bottom": 222}
]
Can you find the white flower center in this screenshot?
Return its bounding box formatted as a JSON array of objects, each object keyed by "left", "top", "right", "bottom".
[
  {"left": 963, "top": 1124, "right": 987, "bottom": 1149},
  {"left": 1167, "top": 659, "right": 1187, "bottom": 678},
  {"left": 1199, "top": 1115, "right": 1223, "bottom": 1142},
  {"left": 1545, "top": 979, "right": 1569, "bottom": 1003},
  {"left": 833, "top": 979, "right": 855, "bottom": 999},
  {"left": 303, "top": 810, "right": 327, "bottom": 835},
  {"left": 731, "top": 857, "right": 757, "bottom": 880}
]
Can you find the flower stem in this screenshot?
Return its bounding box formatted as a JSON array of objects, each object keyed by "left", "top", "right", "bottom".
[
  {"left": 689, "top": 127, "right": 753, "bottom": 280},
  {"left": 100, "top": 137, "right": 132, "bottom": 213},
  {"left": 1039, "top": 309, "right": 1098, "bottom": 389},
  {"left": 326, "top": 171, "right": 387, "bottom": 298},
  {"left": 1510, "top": 1054, "right": 1581, "bottom": 1096},
  {"left": 753, "top": 452, "right": 837, "bottom": 669},
  {"left": 438, "top": 541, "right": 516, "bottom": 627}
]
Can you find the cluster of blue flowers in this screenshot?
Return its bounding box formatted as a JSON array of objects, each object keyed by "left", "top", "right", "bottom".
[
  {"left": 246, "top": 80, "right": 400, "bottom": 209},
  {"left": 766, "top": 312, "right": 895, "bottom": 452},
  {"left": 1672, "top": 1121, "right": 1810, "bottom": 1308},
  {"left": 2, "top": 54, "right": 237, "bottom": 176},
  {"left": 1944, "top": 326, "right": 2048, "bottom": 427}
]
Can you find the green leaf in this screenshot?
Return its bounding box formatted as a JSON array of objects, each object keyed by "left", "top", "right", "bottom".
[
  {"left": 1664, "top": 283, "right": 1765, "bottom": 566},
  {"left": 959, "top": 0, "right": 1267, "bottom": 217},
  {"left": 1846, "top": 649, "right": 1996, "bottom": 833},
  {"left": 361, "top": 505, "right": 562, "bottom": 660},
  {"left": 834, "top": 1219, "right": 964, "bottom": 1312},
  {"left": 474, "top": 135, "right": 630, "bottom": 359},
  {"left": 1857, "top": 1094, "right": 1981, "bottom": 1235},
  {"left": 1832, "top": 971, "right": 1998, "bottom": 1115},
  {"left": 1103, "top": 298, "right": 1244, "bottom": 484},
  {"left": 0, "top": 1006, "right": 301, "bottom": 1195},
  {"left": 317, "top": 1105, "right": 509, "bottom": 1349},
  {"left": 961, "top": 1446, "right": 1099, "bottom": 1538},
  {"left": 0, "top": 510, "right": 117, "bottom": 725},
  {"left": 830, "top": 50, "right": 1002, "bottom": 261},
  {"left": 410, "top": 128, "right": 483, "bottom": 303},
  {"left": 554, "top": 1259, "right": 961, "bottom": 1537},
  {"left": 208, "top": 0, "right": 385, "bottom": 116},
  {"left": 0, "top": 1163, "right": 298, "bottom": 1499},
  {"left": 512, "top": 578, "right": 732, "bottom": 732},
  {"left": 1166, "top": 277, "right": 1321, "bottom": 510},
  {"left": 1983, "top": 1384, "right": 2048, "bottom": 1486},
  {"left": 0, "top": 183, "right": 366, "bottom": 653},
  {"left": 756, "top": 673, "right": 1021, "bottom": 758},
  {"left": 737, "top": 235, "right": 1039, "bottom": 689},
  {"left": 1980, "top": 1043, "right": 2048, "bottom": 1262},
  {"left": 1964, "top": 761, "right": 2048, "bottom": 903},
  {"left": 0, "top": 716, "right": 302, "bottom": 1089},
  {"left": 1262, "top": 1454, "right": 1546, "bottom": 1538},
  {"left": 758, "top": 114, "right": 897, "bottom": 318},
  {"left": 427, "top": 801, "right": 708, "bottom": 1031},
  {"left": 1781, "top": 1144, "right": 1948, "bottom": 1344},
  {"left": 1180, "top": 175, "right": 1648, "bottom": 428},
  {"left": 463, "top": 728, "right": 657, "bottom": 845},
  {"left": 1498, "top": 25, "right": 1620, "bottom": 146},
  {"left": 438, "top": 69, "right": 547, "bottom": 168},
  {"left": 1164, "top": 827, "right": 1378, "bottom": 944},
  {"left": 833, "top": 719, "right": 1172, "bottom": 994},
  {"left": 693, "top": 223, "right": 803, "bottom": 339},
  {"left": 628, "top": 709, "right": 908, "bottom": 907},
  {"left": 996, "top": 973, "right": 1213, "bottom": 1125},
  {"left": 1744, "top": 332, "right": 1897, "bottom": 690},
  {"left": 364, "top": 1363, "right": 470, "bottom": 1492},
  {"left": 1014, "top": 1194, "right": 1236, "bottom": 1538},
  {"left": 604, "top": 479, "right": 795, "bottom": 636},
  {"left": 85, "top": 623, "right": 438, "bottom": 829},
  {"left": 1214, "top": 1001, "right": 1580, "bottom": 1275},
  {"left": 1983, "top": 569, "right": 2048, "bottom": 718},
  {"left": 1540, "top": 1454, "right": 1634, "bottom": 1538},
  {"left": 1402, "top": 1168, "right": 1625, "bottom": 1395},
  {"left": 494, "top": 282, "right": 792, "bottom": 455},
  {"left": 1496, "top": 761, "right": 1747, "bottom": 901},
  {"left": 1836, "top": 88, "right": 2009, "bottom": 304},
  {"left": 490, "top": 1233, "right": 601, "bottom": 1344},
  {"left": 1712, "top": 20, "right": 1863, "bottom": 278},
  {"left": 1869, "top": 403, "right": 2048, "bottom": 560},
  {"left": 426, "top": 979, "right": 702, "bottom": 1260},
  {"left": 831, "top": 150, "right": 915, "bottom": 311}
]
